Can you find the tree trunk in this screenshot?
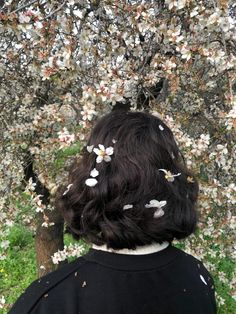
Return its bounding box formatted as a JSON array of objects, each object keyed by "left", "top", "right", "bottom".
[
  {"left": 23, "top": 151, "right": 66, "bottom": 277},
  {"left": 35, "top": 210, "right": 65, "bottom": 278}
]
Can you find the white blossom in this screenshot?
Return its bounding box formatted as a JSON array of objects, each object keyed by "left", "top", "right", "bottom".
[
  {"left": 0, "top": 240, "right": 10, "bottom": 250},
  {"left": 87, "top": 145, "right": 94, "bottom": 153},
  {"left": 165, "top": 0, "right": 187, "bottom": 10},
  {"left": 85, "top": 178, "right": 98, "bottom": 187},
  {"left": 58, "top": 128, "right": 75, "bottom": 148},
  {"left": 90, "top": 168, "right": 99, "bottom": 178},
  {"left": 145, "top": 200, "right": 167, "bottom": 209},
  {"left": 123, "top": 204, "right": 133, "bottom": 210},
  {"left": 153, "top": 208, "right": 165, "bottom": 218},
  {"left": 63, "top": 184, "right": 73, "bottom": 196},
  {"left": 0, "top": 296, "right": 6, "bottom": 309},
  {"left": 93, "top": 145, "right": 114, "bottom": 163},
  {"left": 158, "top": 169, "right": 181, "bottom": 182},
  {"left": 42, "top": 221, "right": 55, "bottom": 228},
  {"left": 51, "top": 243, "right": 84, "bottom": 264}
]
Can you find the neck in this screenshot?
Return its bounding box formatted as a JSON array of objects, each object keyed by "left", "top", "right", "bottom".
[{"left": 91, "top": 241, "right": 170, "bottom": 255}]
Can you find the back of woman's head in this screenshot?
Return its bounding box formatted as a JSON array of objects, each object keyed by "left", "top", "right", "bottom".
[{"left": 57, "top": 111, "right": 199, "bottom": 249}]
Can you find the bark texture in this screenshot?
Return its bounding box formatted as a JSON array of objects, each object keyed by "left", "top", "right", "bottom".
[{"left": 23, "top": 151, "right": 65, "bottom": 277}]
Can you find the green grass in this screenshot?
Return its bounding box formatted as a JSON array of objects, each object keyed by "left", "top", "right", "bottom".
[
  {"left": 0, "top": 226, "right": 37, "bottom": 313},
  {"left": 1, "top": 226, "right": 235, "bottom": 313},
  {"left": 53, "top": 142, "right": 82, "bottom": 172},
  {"left": 207, "top": 254, "right": 236, "bottom": 314},
  {"left": 0, "top": 225, "right": 89, "bottom": 313}
]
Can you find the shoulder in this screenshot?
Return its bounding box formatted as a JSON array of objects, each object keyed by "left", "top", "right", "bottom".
[
  {"left": 172, "top": 245, "right": 215, "bottom": 288},
  {"left": 9, "top": 256, "right": 87, "bottom": 314}
]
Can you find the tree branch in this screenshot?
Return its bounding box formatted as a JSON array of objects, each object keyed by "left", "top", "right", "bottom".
[
  {"left": 40, "top": 1, "right": 66, "bottom": 20},
  {"left": 10, "top": 0, "right": 38, "bottom": 14}
]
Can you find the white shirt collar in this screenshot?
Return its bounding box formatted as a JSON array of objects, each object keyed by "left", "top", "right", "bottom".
[{"left": 91, "top": 241, "right": 169, "bottom": 255}]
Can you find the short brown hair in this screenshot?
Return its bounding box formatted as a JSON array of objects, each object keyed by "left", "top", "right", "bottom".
[{"left": 57, "top": 111, "right": 199, "bottom": 250}]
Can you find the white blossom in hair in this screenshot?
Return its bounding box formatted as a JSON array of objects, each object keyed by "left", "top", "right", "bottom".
[
  {"left": 63, "top": 183, "right": 73, "bottom": 196},
  {"left": 93, "top": 144, "right": 114, "bottom": 163},
  {"left": 87, "top": 145, "right": 94, "bottom": 153},
  {"left": 159, "top": 125, "right": 164, "bottom": 131},
  {"left": 145, "top": 199, "right": 166, "bottom": 219},
  {"left": 187, "top": 176, "right": 194, "bottom": 183},
  {"left": 145, "top": 199, "right": 167, "bottom": 209},
  {"left": 85, "top": 178, "right": 98, "bottom": 187},
  {"left": 123, "top": 204, "right": 133, "bottom": 210},
  {"left": 158, "top": 169, "right": 181, "bottom": 182},
  {"left": 90, "top": 168, "right": 99, "bottom": 177},
  {"left": 153, "top": 208, "right": 165, "bottom": 218}
]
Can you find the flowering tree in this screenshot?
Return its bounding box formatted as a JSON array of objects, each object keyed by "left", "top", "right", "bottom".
[{"left": 0, "top": 0, "right": 235, "bottom": 311}]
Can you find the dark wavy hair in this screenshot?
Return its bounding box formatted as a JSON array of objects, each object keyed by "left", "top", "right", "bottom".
[{"left": 57, "top": 111, "right": 199, "bottom": 250}]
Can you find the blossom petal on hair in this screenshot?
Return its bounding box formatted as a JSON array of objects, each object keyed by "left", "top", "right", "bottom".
[
  {"left": 105, "top": 146, "right": 114, "bottom": 155},
  {"left": 87, "top": 145, "right": 94, "bottom": 153},
  {"left": 85, "top": 178, "right": 98, "bottom": 187},
  {"left": 145, "top": 199, "right": 167, "bottom": 209},
  {"left": 153, "top": 208, "right": 165, "bottom": 218},
  {"left": 174, "top": 173, "right": 181, "bottom": 177},
  {"left": 93, "top": 144, "right": 113, "bottom": 163},
  {"left": 63, "top": 183, "right": 73, "bottom": 196},
  {"left": 123, "top": 204, "right": 133, "bottom": 210},
  {"left": 158, "top": 169, "right": 181, "bottom": 182},
  {"left": 112, "top": 139, "right": 117, "bottom": 144},
  {"left": 159, "top": 125, "right": 164, "bottom": 131},
  {"left": 90, "top": 168, "right": 99, "bottom": 177},
  {"left": 158, "top": 200, "right": 167, "bottom": 207},
  {"left": 93, "top": 148, "right": 101, "bottom": 155},
  {"left": 98, "top": 144, "right": 105, "bottom": 151},
  {"left": 96, "top": 155, "right": 103, "bottom": 163},
  {"left": 104, "top": 155, "right": 111, "bottom": 162},
  {"left": 187, "top": 176, "right": 194, "bottom": 183}
]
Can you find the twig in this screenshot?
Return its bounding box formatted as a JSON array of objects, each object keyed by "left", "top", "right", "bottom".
[
  {"left": 10, "top": 0, "right": 38, "bottom": 14},
  {"left": 40, "top": 1, "right": 66, "bottom": 20}
]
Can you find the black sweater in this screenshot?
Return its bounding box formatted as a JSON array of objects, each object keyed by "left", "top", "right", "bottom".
[{"left": 9, "top": 243, "right": 217, "bottom": 314}]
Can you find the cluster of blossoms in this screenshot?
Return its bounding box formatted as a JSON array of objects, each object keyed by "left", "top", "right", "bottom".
[
  {"left": 123, "top": 169, "right": 182, "bottom": 218},
  {"left": 58, "top": 128, "right": 75, "bottom": 149},
  {"left": 24, "top": 178, "right": 55, "bottom": 228},
  {"left": 0, "top": 198, "right": 14, "bottom": 261},
  {"left": 85, "top": 144, "right": 114, "bottom": 187},
  {"left": 51, "top": 243, "right": 85, "bottom": 265}
]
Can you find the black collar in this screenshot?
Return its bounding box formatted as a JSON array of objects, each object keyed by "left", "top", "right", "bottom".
[{"left": 82, "top": 243, "right": 180, "bottom": 271}]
